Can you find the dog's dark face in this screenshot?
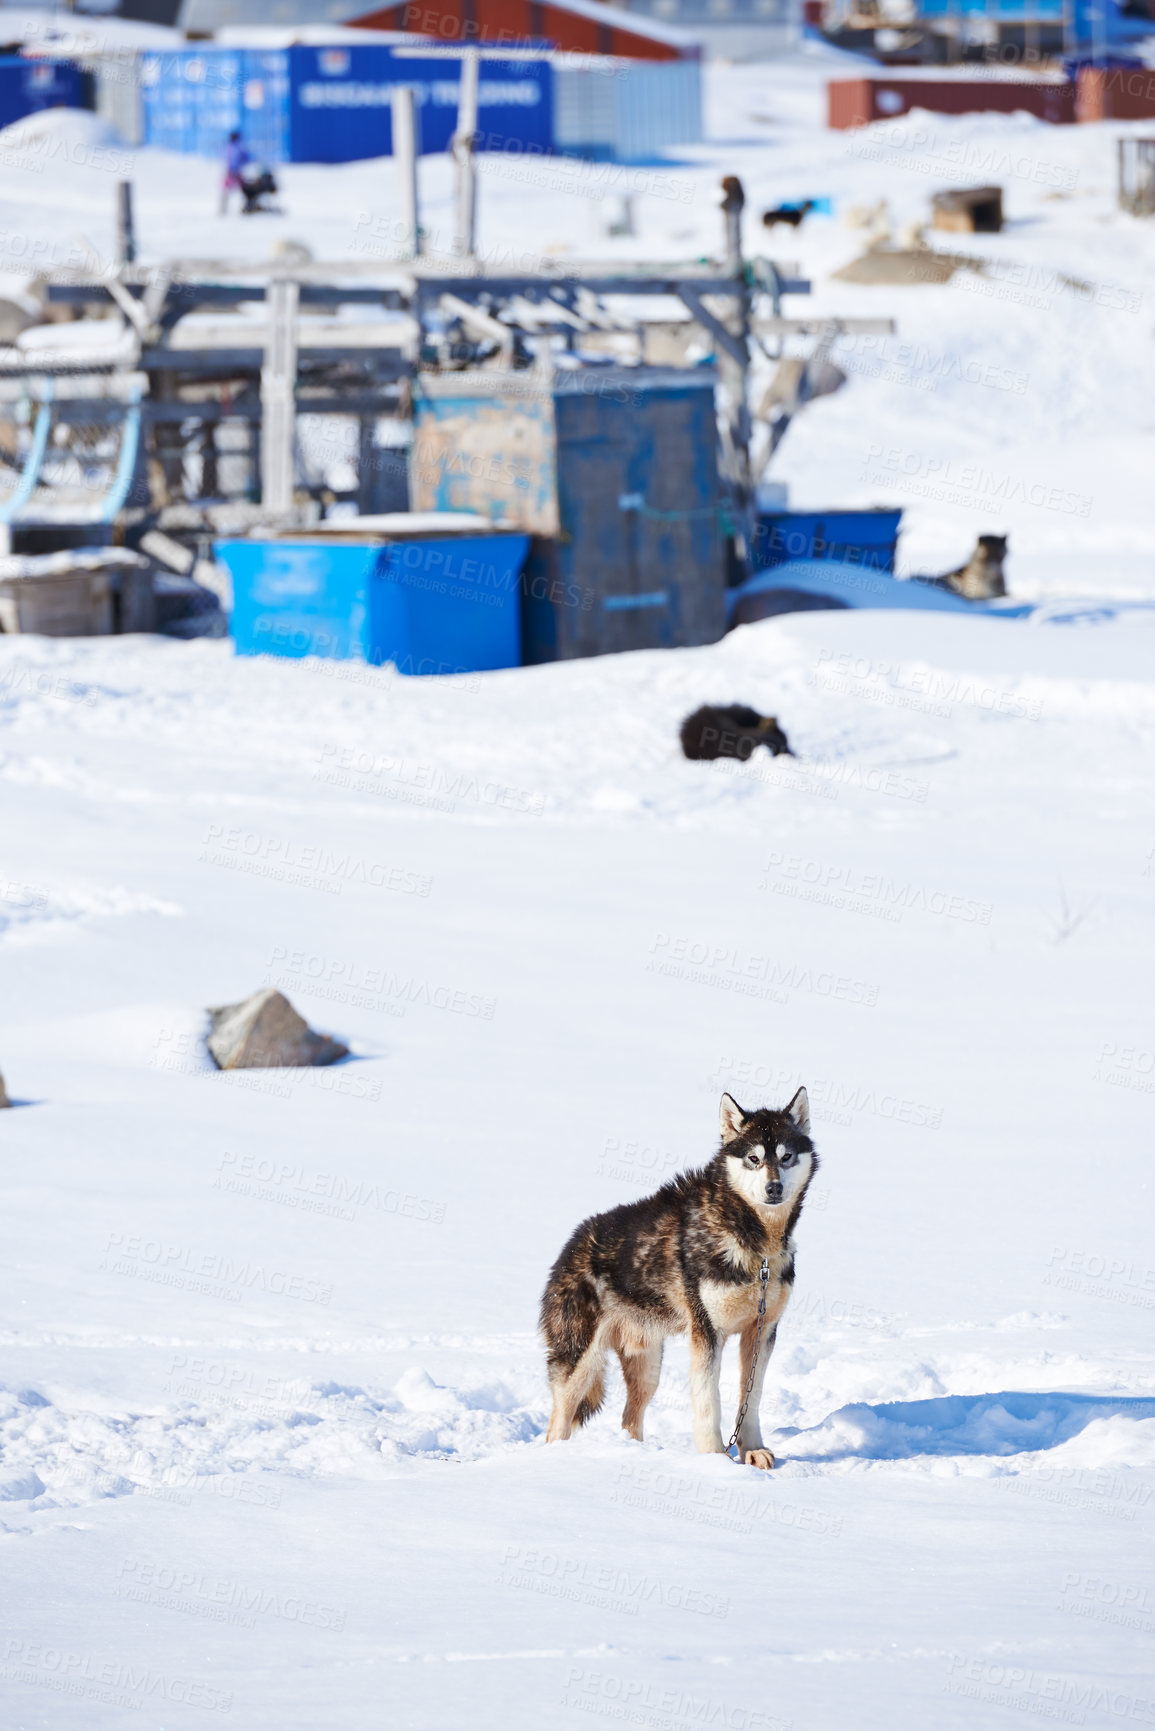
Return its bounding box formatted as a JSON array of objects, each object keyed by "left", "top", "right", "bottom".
[
  {"left": 718, "top": 1091, "right": 815, "bottom": 1210},
  {"left": 756, "top": 716, "right": 793, "bottom": 757},
  {"left": 976, "top": 535, "right": 1007, "bottom": 564}
]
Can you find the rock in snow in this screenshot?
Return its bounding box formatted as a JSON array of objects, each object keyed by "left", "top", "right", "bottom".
[{"left": 205, "top": 989, "right": 348, "bottom": 1070}]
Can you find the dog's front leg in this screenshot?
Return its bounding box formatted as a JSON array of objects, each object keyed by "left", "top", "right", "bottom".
[
  {"left": 688, "top": 1328, "right": 725, "bottom": 1454},
  {"left": 735, "top": 1322, "right": 777, "bottom": 1470}
]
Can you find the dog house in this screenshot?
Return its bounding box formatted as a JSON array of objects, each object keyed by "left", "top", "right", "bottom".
[{"left": 931, "top": 186, "right": 1003, "bottom": 234}]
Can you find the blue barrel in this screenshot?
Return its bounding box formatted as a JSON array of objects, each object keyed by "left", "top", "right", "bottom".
[{"left": 217, "top": 529, "right": 528, "bottom": 676}]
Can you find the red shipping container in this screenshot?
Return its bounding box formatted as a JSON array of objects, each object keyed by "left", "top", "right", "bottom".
[
  {"left": 1077, "top": 65, "right": 1155, "bottom": 121},
  {"left": 828, "top": 76, "right": 1076, "bottom": 130}
]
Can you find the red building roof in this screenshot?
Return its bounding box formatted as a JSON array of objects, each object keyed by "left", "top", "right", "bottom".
[{"left": 347, "top": 0, "right": 699, "bottom": 62}]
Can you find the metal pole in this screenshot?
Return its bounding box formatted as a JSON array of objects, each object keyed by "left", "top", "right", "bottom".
[
  {"left": 452, "top": 48, "right": 480, "bottom": 262},
  {"left": 116, "top": 181, "right": 136, "bottom": 265},
  {"left": 391, "top": 86, "right": 420, "bottom": 259},
  {"left": 261, "top": 278, "right": 298, "bottom": 514}
]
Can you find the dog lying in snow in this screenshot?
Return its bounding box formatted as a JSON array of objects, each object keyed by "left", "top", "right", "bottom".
[
  {"left": 679, "top": 704, "right": 793, "bottom": 762},
  {"left": 541, "top": 1092, "right": 818, "bottom": 1467},
  {"left": 919, "top": 534, "right": 1008, "bottom": 601}
]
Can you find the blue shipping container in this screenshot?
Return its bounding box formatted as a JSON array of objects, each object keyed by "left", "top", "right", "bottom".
[
  {"left": 0, "top": 57, "right": 91, "bottom": 131},
  {"left": 218, "top": 531, "right": 529, "bottom": 675},
  {"left": 290, "top": 44, "right": 551, "bottom": 162},
  {"left": 139, "top": 45, "right": 551, "bottom": 165},
  {"left": 139, "top": 50, "right": 290, "bottom": 163}
]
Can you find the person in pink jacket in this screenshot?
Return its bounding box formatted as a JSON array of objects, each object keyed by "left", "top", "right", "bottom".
[{"left": 220, "top": 130, "right": 250, "bottom": 215}]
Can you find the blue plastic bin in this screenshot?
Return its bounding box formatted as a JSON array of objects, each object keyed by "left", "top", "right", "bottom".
[
  {"left": 751, "top": 509, "right": 902, "bottom": 576},
  {"left": 217, "top": 524, "right": 528, "bottom": 676}
]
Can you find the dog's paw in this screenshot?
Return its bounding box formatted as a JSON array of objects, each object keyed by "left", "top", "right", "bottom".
[{"left": 742, "top": 1448, "right": 775, "bottom": 1471}]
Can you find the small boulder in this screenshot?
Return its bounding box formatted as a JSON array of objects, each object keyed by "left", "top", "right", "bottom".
[{"left": 206, "top": 989, "right": 348, "bottom": 1071}]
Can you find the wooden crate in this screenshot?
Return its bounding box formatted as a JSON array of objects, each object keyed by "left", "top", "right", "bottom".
[
  {"left": 411, "top": 368, "right": 727, "bottom": 663},
  {"left": 0, "top": 570, "right": 113, "bottom": 636}
]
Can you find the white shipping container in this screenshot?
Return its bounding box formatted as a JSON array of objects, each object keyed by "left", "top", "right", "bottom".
[
  {"left": 93, "top": 53, "right": 144, "bottom": 147},
  {"left": 552, "top": 57, "right": 701, "bottom": 161}
]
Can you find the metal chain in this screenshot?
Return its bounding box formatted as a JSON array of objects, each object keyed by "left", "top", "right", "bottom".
[{"left": 726, "top": 1258, "right": 771, "bottom": 1458}]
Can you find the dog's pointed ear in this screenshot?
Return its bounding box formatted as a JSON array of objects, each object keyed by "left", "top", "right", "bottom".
[
  {"left": 719, "top": 1093, "right": 748, "bottom": 1145},
  {"left": 786, "top": 1086, "right": 810, "bottom": 1136}
]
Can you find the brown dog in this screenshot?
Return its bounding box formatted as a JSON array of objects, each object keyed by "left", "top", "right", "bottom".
[{"left": 541, "top": 1092, "right": 817, "bottom": 1466}]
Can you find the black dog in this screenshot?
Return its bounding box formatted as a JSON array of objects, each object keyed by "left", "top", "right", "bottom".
[
  {"left": 240, "top": 165, "right": 280, "bottom": 215},
  {"left": 762, "top": 201, "right": 814, "bottom": 230},
  {"left": 680, "top": 704, "right": 793, "bottom": 762}
]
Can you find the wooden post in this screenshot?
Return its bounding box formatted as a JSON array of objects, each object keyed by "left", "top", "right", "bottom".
[
  {"left": 720, "top": 175, "right": 744, "bottom": 278},
  {"left": 391, "top": 86, "right": 420, "bottom": 259},
  {"left": 199, "top": 422, "right": 218, "bottom": 498},
  {"left": 116, "top": 181, "right": 136, "bottom": 265},
  {"left": 717, "top": 176, "right": 755, "bottom": 581},
  {"left": 452, "top": 48, "right": 480, "bottom": 262},
  {"left": 261, "top": 278, "right": 298, "bottom": 514},
  {"left": 358, "top": 414, "right": 377, "bottom": 514}
]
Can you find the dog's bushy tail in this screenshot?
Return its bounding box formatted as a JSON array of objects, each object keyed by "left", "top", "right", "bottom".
[{"left": 541, "top": 1225, "right": 606, "bottom": 1428}]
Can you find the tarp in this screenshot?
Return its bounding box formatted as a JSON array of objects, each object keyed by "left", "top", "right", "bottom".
[{"left": 727, "top": 558, "right": 1035, "bottom": 623}]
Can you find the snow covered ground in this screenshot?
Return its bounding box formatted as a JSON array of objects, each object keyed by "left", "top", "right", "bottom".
[{"left": 1, "top": 36, "right": 1154, "bottom": 1731}]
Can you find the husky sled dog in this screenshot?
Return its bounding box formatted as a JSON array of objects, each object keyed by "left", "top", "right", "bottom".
[
  {"left": 920, "top": 534, "right": 1008, "bottom": 601},
  {"left": 541, "top": 1091, "right": 816, "bottom": 1468},
  {"left": 762, "top": 200, "right": 814, "bottom": 230},
  {"left": 680, "top": 704, "right": 793, "bottom": 762}
]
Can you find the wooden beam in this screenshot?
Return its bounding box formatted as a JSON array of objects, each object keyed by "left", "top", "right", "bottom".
[
  {"left": 675, "top": 285, "right": 749, "bottom": 369},
  {"left": 754, "top": 316, "right": 896, "bottom": 336},
  {"left": 139, "top": 349, "right": 410, "bottom": 374}
]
